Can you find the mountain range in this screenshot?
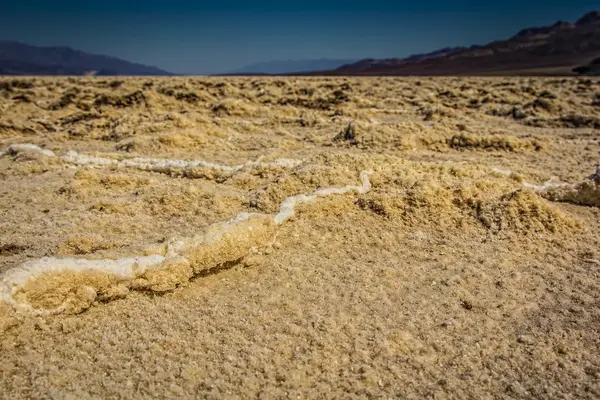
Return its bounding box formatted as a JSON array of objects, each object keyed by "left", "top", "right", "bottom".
[
  {"left": 0, "top": 10, "right": 599, "bottom": 76},
  {"left": 0, "top": 41, "right": 173, "bottom": 76},
  {"left": 314, "top": 11, "right": 600, "bottom": 76}
]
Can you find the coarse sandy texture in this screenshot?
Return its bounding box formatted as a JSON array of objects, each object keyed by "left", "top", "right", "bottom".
[{"left": 1, "top": 76, "right": 600, "bottom": 399}]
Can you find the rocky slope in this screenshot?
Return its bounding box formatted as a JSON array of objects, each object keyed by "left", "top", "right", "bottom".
[{"left": 317, "top": 11, "right": 600, "bottom": 76}]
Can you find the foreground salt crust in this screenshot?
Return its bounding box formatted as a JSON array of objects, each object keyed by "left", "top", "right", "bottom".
[
  {"left": 2, "top": 143, "right": 595, "bottom": 314},
  {"left": 0, "top": 170, "right": 373, "bottom": 314}
]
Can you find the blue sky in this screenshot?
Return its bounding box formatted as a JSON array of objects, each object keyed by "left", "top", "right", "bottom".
[{"left": 0, "top": 1, "right": 597, "bottom": 74}]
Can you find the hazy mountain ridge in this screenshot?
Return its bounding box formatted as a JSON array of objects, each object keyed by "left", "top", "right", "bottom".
[
  {"left": 225, "top": 58, "right": 357, "bottom": 75},
  {"left": 0, "top": 41, "right": 174, "bottom": 76}
]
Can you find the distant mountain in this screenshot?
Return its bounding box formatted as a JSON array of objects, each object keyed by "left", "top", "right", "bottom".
[
  {"left": 311, "top": 10, "right": 600, "bottom": 76},
  {"left": 402, "top": 47, "right": 468, "bottom": 62},
  {"left": 224, "top": 58, "right": 357, "bottom": 75},
  {"left": 335, "top": 47, "right": 467, "bottom": 73},
  {"left": 0, "top": 41, "right": 174, "bottom": 76}
]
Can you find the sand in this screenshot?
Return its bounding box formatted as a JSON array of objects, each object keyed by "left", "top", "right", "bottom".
[{"left": 1, "top": 76, "right": 599, "bottom": 398}]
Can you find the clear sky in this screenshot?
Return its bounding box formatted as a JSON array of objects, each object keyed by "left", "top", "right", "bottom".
[{"left": 0, "top": 1, "right": 597, "bottom": 74}]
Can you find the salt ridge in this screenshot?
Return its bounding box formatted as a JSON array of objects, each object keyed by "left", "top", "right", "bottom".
[
  {"left": 1, "top": 143, "right": 304, "bottom": 175},
  {"left": 0, "top": 168, "right": 373, "bottom": 314}
]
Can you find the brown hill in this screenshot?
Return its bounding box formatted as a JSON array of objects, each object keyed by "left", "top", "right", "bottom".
[{"left": 313, "top": 11, "right": 600, "bottom": 76}]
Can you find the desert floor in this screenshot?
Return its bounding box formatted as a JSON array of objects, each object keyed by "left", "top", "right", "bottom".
[{"left": 1, "top": 76, "right": 599, "bottom": 398}]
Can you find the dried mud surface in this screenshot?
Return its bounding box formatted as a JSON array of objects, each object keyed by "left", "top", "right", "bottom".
[{"left": 1, "top": 76, "right": 600, "bottom": 399}]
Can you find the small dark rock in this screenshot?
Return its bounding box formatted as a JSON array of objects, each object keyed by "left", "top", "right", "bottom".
[
  {"left": 512, "top": 107, "right": 527, "bottom": 120},
  {"left": 460, "top": 299, "right": 473, "bottom": 310}
]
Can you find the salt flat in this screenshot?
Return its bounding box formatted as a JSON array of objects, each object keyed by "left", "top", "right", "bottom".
[{"left": 1, "top": 76, "right": 599, "bottom": 398}]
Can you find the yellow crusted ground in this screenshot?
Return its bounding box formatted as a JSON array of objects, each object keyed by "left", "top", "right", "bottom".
[{"left": 1, "top": 76, "right": 599, "bottom": 398}]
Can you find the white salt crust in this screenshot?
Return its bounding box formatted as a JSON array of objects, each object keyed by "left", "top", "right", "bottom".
[
  {"left": 60, "top": 150, "right": 304, "bottom": 173},
  {"left": 0, "top": 162, "right": 372, "bottom": 313},
  {"left": 2, "top": 143, "right": 56, "bottom": 157},
  {"left": 3, "top": 143, "right": 592, "bottom": 314},
  {"left": 1, "top": 144, "right": 304, "bottom": 175}
]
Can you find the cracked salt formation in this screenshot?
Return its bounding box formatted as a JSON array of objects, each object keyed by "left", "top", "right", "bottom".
[
  {"left": 0, "top": 171, "right": 372, "bottom": 314},
  {"left": 2, "top": 146, "right": 587, "bottom": 315}
]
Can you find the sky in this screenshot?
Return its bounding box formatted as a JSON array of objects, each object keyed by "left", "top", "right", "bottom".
[{"left": 0, "top": 1, "right": 598, "bottom": 74}]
